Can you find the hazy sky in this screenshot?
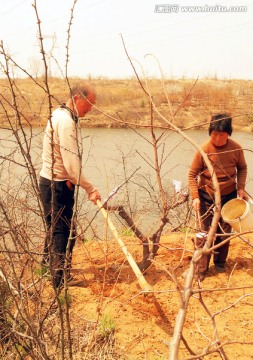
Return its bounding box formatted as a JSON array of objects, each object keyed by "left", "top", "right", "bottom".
[{"left": 1, "top": 0, "right": 253, "bottom": 79}]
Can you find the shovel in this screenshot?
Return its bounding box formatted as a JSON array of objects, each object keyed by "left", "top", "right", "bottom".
[{"left": 96, "top": 199, "right": 153, "bottom": 293}]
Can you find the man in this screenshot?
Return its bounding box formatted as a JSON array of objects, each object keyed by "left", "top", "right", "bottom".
[
  {"left": 188, "top": 113, "right": 248, "bottom": 281},
  {"left": 39, "top": 83, "right": 101, "bottom": 287}
]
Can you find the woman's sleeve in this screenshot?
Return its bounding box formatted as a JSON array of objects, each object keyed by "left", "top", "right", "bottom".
[
  {"left": 236, "top": 147, "right": 247, "bottom": 190},
  {"left": 188, "top": 151, "right": 203, "bottom": 200}
]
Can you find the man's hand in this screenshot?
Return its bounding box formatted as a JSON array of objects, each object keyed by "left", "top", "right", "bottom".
[
  {"left": 192, "top": 197, "right": 200, "bottom": 211},
  {"left": 238, "top": 189, "right": 249, "bottom": 201},
  {"left": 88, "top": 190, "right": 101, "bottom": 204}
]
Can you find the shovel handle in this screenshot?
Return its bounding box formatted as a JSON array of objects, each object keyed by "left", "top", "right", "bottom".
[{"left": 96, "top": 200, "right": 153, "bottom": 293}]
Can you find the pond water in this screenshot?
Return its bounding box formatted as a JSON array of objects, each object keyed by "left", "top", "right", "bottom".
[
  {"left": 80, "top": 128, "right": 253, "bottom": 197},
  {"left": 1, "top": 127, "right": 253, "bottom": 237}
]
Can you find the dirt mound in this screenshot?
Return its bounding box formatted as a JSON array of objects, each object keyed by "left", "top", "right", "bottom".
[{"left": 68, "top": 233, "right": 253, "bottom": 359}]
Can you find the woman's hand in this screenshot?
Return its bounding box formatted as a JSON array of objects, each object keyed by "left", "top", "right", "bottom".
[
  {"left": 237, "top": 189, "right": 249, "bottom": 201},
  {"left": 192, "top": 197, "right": 200, "bottom": 211}
]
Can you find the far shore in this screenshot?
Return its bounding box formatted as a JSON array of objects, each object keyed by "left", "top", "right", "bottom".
[{"left": 1, "top": 77, "right": 253, "bottom": 132}]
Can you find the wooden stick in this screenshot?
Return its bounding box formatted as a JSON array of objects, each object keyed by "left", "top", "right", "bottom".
[
  {"left": 195, "top": 210, "right": 202, "bottom": 231},
  {"left": 96, "top": 200, "right": 153, "bottom": 293}
]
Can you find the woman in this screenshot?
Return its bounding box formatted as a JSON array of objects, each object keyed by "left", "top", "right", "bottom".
[{"left": 188, "top": 113, "right": 248, "bottom": 280}]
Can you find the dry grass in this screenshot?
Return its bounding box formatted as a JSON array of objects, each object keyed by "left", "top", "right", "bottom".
[{"left": 0, "top": 77, "right": 253, "bottom": 131}]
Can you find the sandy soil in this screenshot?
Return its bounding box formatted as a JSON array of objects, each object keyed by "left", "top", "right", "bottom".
[{"left": 66, "top": 230, "right": 253, "bottom": 359}]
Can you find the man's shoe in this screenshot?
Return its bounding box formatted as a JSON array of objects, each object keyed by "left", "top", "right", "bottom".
[{"left": 67, "top": 278, "right": 86, "bottom": 287}]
